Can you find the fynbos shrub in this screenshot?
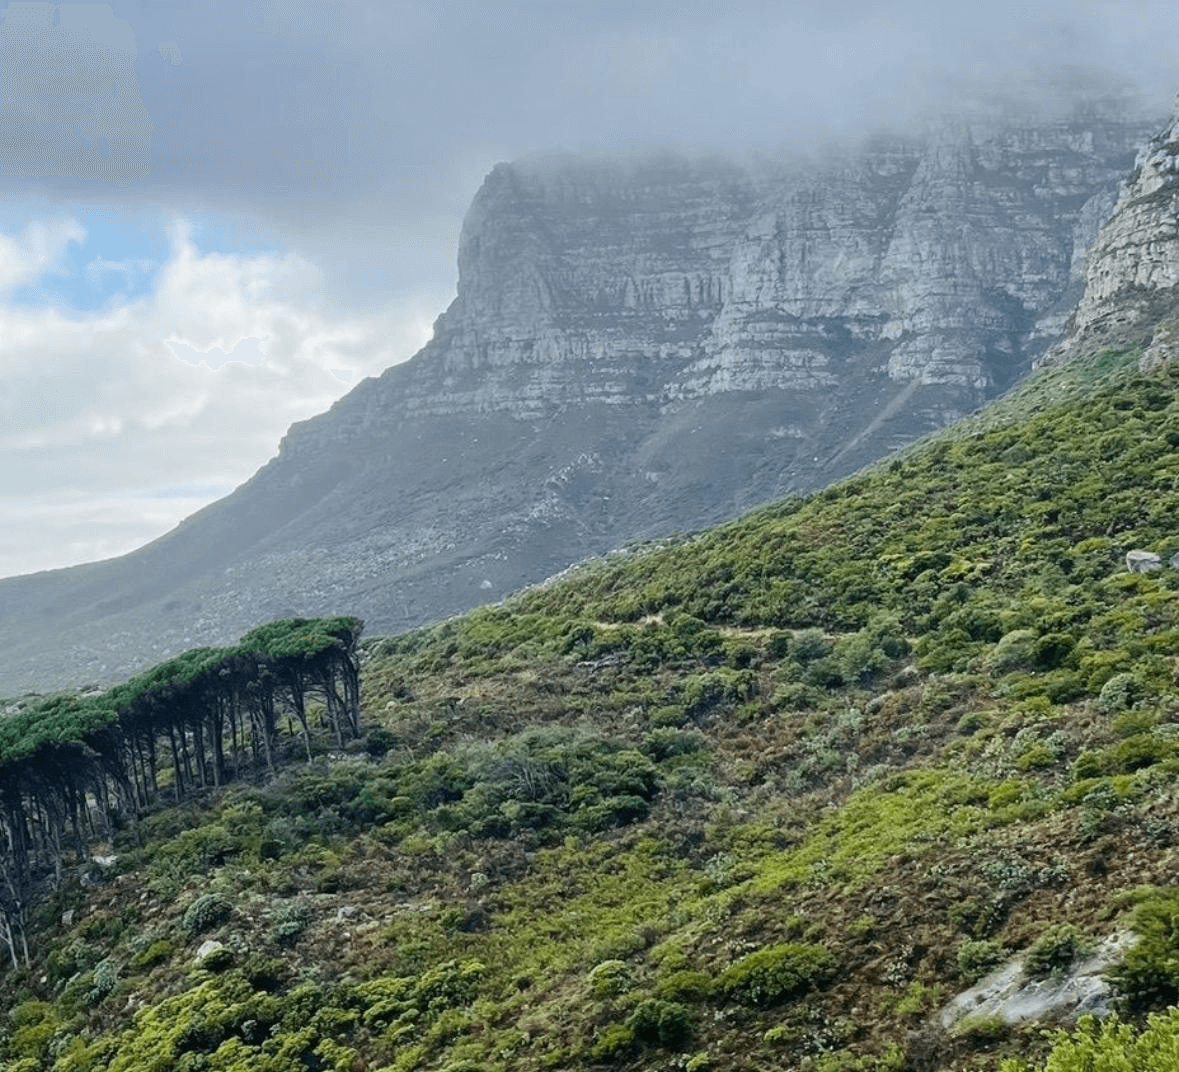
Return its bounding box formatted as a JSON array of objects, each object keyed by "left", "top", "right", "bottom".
[
  {"left": 717, "top": 943, "right": 835, "bottom": 1007},
  {"left": 183, "top": 892, "right": 233, "bottom": 937}
]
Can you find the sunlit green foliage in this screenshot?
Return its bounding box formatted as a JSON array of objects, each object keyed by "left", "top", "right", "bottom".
[
  {"left": 8, "top": 350, "right": 1179, "bottom": 1070},
  {"left": 996, "top": 1010, "right": 1179, "bottom": 1071}
]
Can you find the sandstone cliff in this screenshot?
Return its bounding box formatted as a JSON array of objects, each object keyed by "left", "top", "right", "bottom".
[
  {"left": 0, "top": 110, "right": 1158, "bottom": 694},
  {"left": 1045, "top": 100, "right": 1179, "bottom": 370}
]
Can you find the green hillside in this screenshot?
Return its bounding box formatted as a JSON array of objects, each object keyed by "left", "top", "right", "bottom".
[{"left": 6, "top": 348, "right": 1179, "bottom": 1071}]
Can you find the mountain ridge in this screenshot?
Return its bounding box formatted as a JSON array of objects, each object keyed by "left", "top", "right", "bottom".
[
  {"left": 0, "top": 109, "right": 1160, "bottom": 696},
  {"left": 9, "top": 100, "right": 1179, "bottom": 1072}
]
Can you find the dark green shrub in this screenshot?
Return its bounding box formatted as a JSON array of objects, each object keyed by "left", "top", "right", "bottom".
[
  {"left": 766, "top": 631, "right": 793, "bottom": 659},
  {"left": 957, "top": 938, "right": 1007, "bottom": 983},
  {"left": 640, "top": 728, "right": 706, "bottom": 762},
  {"left": 654, "top": 970, "right": 713, "bottom": 1004},
  {"left": 150, "top": 824, "right": 240, "bottom": 877},
  {"left": 364, "top": 728, "right": 399, "bottom": 758},
  {"left": 717, "top": 942, "right": 836, "bottom": 1007},
  {"left": 587, "top": 960, "right": 632, "bottom": 997},
  {"left": 129, "top": 939, "right": 174, "bottom": 971},
  {"left": 1099, "top": 672, "right": 1143, "bottom": 713},
  {"left": 987, "top": 630, "right": 1037, "bottom": 674},
  {"left": 1072, "top": 751, "right": 1106, "bottom": 781},
  {"left": 956, "top": 711, "right": 988, "bottom": 735},
  {"left": 1033, "top": 633, "right": 1075, "bottom": 670},
  {"left": 84, "top": 957, "right": 120, "bottom": 1004},
  {"left": 1024, "top": 924, "right": 1089, "bottom": 979},
  {"left": 269, "top": 898, "right": 312, "bottom": 947},
  {"left": 791, "top": 629, "right": 832, "bottom": 663},
  {"left": 183, "top": 893, "right": 233, "bottom": 937},
  {"left": 46, "top": 938, "right": 102, "bottom": 984},
  {"left": 1112, "top": 709, "right": 1159, "bottom": 738},
  {"left": 1109, "top": 887, "right": 1179, "bottom": 1011},
  {"left": 626, "top": 998, "right": 694, "bottom": 1047},
  {"left": 1015, "top": 743, "right": 1058, "bottom": 771},
  {"left": 773, "top": 682, "right": 824, "bottom": 711},
  {"left": 196, "top": 945, "right": 235, "bottom": 972},
  {"left": 591, "top": 1023, "right": 636, "bottom": 1062},
  {"left": 1108, "top": 734, "right": 1174, "bottom": 773},
  {"left": 679, "top": 669, "right": 756, "bottom": 717}
]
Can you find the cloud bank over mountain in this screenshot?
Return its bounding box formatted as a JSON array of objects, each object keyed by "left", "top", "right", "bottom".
[{"left": 0, "top": 0, "right": 1176, "bottom": 577}]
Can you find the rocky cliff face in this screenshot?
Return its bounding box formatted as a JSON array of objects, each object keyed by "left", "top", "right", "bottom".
[
  {"left": 1045, "top": 102, "right": 1179, "bottom": 370},
  {"left": 0, "top": 109, "right": 1158, "bottom": 694}
]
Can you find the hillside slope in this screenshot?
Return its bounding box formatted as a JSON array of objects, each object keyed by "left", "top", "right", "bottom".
[
  {"left": 5, "top": 346, "right": 1179, "bottom": 1071},
  {"left": 0, "top": 108, "right": 1155, "bottom": 696}
]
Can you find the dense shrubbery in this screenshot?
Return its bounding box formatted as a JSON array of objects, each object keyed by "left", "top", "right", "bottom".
[
  {"left": 1110, "top": 888, "right": 1179, "bottom": 1012},
  {"left": 183, "top": 893, "right": 233, "bottom": 937},
  {"left": 9, "top": 350, "right": 1179, "bottom": 1070},
  {"left": 996, "top": 1010, "right": 1179, "bottom": 1071},
  {"left": 716, "top": 943, "right": 836, "bottom": 1007},
  {"left": 1024, "top": 924, "right": 1090, "bottom": 980}
]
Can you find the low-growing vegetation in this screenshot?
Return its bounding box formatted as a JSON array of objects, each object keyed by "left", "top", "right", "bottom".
[{"left": 4, "top": 349, "right": 1179, "bottom": 1069}]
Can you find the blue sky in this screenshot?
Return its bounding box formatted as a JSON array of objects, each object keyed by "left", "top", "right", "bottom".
[
  {"left": 2, "top": 206, "right": 284, "bottom": 311},
  {"left": 0, "top": 0, "right": 1177, "bottom": 578}
]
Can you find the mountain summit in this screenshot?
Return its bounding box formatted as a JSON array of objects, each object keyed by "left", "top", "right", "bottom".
[{"left": 0, "top": 110, "right": 1158, "bottom": 695}]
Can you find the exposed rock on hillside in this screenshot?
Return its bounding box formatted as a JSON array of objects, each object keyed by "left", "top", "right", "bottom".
[
  {"left": 1047, "top": 101, "right": 1179, "bottom": 366},
  {"left": 0, "top": 110, "right": 1158, "bottom": 694}
]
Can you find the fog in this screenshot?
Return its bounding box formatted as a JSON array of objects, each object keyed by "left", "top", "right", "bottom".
[{"left": 0, "top": 0, "right": 1175, "bottom": 577}]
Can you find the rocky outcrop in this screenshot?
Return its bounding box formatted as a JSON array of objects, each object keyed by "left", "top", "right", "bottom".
[
  {"left": 939, "top": 932, "right": 1136, "bottom": 1030},
  {"left": 0, "top": 108, "right": 1159, "bottom": 694},
  {"left": 1126, "top": 550, "right": 1163, "bottom": 573},
  {"left": 1047, "top": 101, "right": 1179, "bottom": 366}
]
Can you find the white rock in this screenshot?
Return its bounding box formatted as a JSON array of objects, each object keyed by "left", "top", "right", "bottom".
[
  {"left": 1127, "top": 549, "right": 1163, "bottom": 573},
  {"left": 195, "top": 940, "right": 225, "bottom": 962},
  {"left": 940, "top": 931, "right": 1137, "bottom": 1029}
]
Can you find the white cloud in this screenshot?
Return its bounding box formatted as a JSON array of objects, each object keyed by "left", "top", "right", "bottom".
[
  {"left": 0, "top": 217, "right": 85, "bottom": 292},
  {"left": 0, "top": 218, "right": 432, "bottom": 576},
  {"left": 84, "top": 255, "right": 156, "bottom": 285}
]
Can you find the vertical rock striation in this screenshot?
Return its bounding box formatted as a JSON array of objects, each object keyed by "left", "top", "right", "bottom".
[{"left": 1047, "top": 101, "right": 1179, "bottom": 368}]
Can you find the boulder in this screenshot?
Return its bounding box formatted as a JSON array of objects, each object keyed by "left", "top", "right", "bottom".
[
  {"left": 940, "top": 931, "right": 1137, "bottom": 1029},
  {"left": 1126, "top": 550, "right": 1163, "bottom": 572},
  {"left": 195, "top": 939, "right": 224, "bottom": 962}
]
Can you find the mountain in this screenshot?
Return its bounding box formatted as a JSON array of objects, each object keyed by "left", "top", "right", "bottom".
[
  {"left": 0, "top": 107, "right": 1159, "bottom": 696},
  {"left": 9, "top": 104, "right": 1179, "bottom": 1072}
]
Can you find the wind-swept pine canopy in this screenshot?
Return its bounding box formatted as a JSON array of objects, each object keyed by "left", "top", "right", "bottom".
[{"left": 0, "top": 616, "right": 362, "bottom": 969}]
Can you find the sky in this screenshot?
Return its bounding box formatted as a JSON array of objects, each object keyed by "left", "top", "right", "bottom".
[{"left": 0, "top": 0, "right": 1176, "bottom": 579}]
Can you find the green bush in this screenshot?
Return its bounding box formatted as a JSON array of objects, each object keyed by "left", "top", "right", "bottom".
[
  {"left": 640, "top": 728, "right": 706, "bottom": 762},
  {"left": 626, "top": 998, "right": 694, "bottom": 1047},
  {"left": 269, "top": 898, "right": 313, "bottom": 947},
  {"left": 653, "top": 970, "right": 713, "bottom": 1004},
  {"left": 717, "top": 942, "right": 836, "bottom": 1007},
  {"left": 986, "top": 630, "right": 1038, "bottom": 674},
  {"left": 363, "top": 727, "right": 399, "bottom": 758},
  {"left": 1024, "top": 925, "right": 1089, "bottom": 979},
  {"left": 1109, "top": 887, "right": 1179, "bottom": 1012},
  {"left": 957, "top": 938, "right": 1007, "bottom": 983},
  {"left": 678, "top": 669, "right": 756, "bottom": 717},
  {"left": 1099, "top": 672, "right": 1143, "bottom": 713},
  {"left": 997, "top": 1010, "right": 1179, "bottom": 1071},
  {"left": 587, "top": 960, "right": 633, "bottom": 998},
  {"left": 129, "top": 939, "right": 174, "bottom": 971},
  {"left": 591, "top": 1023, "right": 636, "bottom": 1062},
  {"left": 183, "top": 893, "right": 234, "bottom": 937},
  {"left": 84, "top": 957, "right": 120, "bottom": 1005}
]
